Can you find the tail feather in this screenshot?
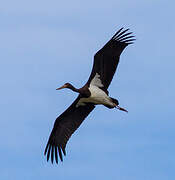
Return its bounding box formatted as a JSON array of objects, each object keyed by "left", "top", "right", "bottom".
[
  {"left": 104, "top": 97, "right": 119, "bottom": 109},
  {"left": 110, "top": 97, "right": 119, "bottom": 105}
]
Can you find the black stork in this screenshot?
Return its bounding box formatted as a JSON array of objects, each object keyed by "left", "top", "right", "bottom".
[{"left": 44, "top": 28, "right": 135, "bottom": 163}]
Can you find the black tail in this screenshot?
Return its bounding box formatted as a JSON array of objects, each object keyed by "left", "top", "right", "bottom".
[
  {"left": 104, "top": 97, "right": 119, "bottom": 109},
  {"left": 110, "top": 97, "right": 119, "bottom": 105}
]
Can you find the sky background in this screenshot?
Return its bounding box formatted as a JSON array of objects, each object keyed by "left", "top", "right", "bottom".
[{"left": 0, "top": 0, "right": 175, "bottom": 179}]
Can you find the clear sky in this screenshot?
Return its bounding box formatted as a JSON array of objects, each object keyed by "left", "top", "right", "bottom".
[{"left": 0, "top": 0, "right": 175, "bottom": 179}]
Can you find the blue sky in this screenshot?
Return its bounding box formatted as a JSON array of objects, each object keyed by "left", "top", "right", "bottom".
[{"left": 0, "top": 0, "right": 175, "bottom": 179}]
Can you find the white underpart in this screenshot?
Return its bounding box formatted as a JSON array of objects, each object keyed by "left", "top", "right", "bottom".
[
  {"left": 90, "top": 73, "right": 104, "bottom": 87},
  {"left": 76, "top": 73, "right": 115, "bottom": 108}
]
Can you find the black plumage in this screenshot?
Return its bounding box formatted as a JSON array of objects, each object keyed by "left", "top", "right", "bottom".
[{"left": 44, "top": 28, "right": 135, "bottom": 163}]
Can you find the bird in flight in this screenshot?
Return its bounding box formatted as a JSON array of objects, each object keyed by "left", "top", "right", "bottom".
[{"left": 44, "top": 27, "right": 135, "bottom": 163}]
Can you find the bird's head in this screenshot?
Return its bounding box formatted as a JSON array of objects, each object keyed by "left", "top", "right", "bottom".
[{"left": 56, "top": 83, "right": 73, "bottom": 90}]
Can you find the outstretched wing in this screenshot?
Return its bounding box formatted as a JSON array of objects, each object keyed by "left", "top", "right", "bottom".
[
  {"left": 44, "top": 95, "right": 95, "bottom": 163},
  {"left": 86, "top": 28, "right": 135, "bottom": 90}
]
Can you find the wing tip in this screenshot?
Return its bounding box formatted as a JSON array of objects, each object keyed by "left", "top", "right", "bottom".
[
  {"left": 44, "top": 143, "right": 66, "bottom": 164},
  {"left": 112, "top": 28, "right": 136, "bottom": 45}
]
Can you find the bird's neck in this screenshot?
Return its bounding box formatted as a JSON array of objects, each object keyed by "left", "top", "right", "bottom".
[
  {"left": 68, "top": 84, "right": 80, "bottom": 93},
  {"left": 68, "top": 84, "right": 91, "bottom": 97}
]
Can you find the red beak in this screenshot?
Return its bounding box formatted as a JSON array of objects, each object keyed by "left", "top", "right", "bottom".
[{"left": 56, "top": 84, "right": 67, "bottom": 90}]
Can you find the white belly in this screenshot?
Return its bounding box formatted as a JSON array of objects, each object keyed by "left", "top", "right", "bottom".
[{"left": 76, "top": 85, "right": 114, "bottom": 107}]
